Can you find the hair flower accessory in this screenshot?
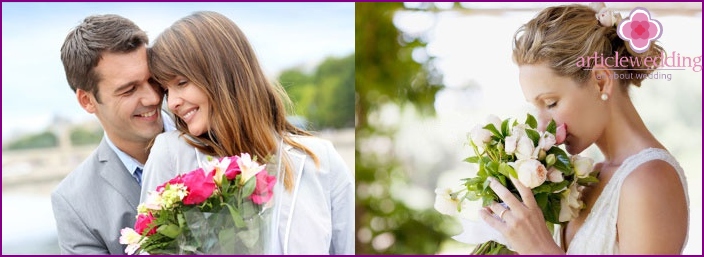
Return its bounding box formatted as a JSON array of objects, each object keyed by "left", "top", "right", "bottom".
[{"left": 589, "top": 2, "right": 623, "bottom": 27}]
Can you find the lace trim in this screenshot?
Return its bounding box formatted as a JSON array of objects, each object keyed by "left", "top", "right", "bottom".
[{"left": 566, "top": 148, "right": 689, "bottom": 254}]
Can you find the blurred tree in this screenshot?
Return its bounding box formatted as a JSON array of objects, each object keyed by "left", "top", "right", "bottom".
[
  {"left": 70, "top": 126, "right": 103, "bottom": 146},
  {"left": 279, "top": 53, "right": 354, "bottom": 129},
  {"left": 355, "top": 2, "right": 448, "bottom": 254},
  {"left": 3, "top": 131, "right": 57, "bottom": 150}
]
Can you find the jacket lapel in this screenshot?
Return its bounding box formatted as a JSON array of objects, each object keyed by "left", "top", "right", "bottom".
[
  {"left": 97, "top": 139, "right": 141, "bottom": 209},
  {"left": 279, "top": 144, "right": 307, "bottom": 254}
]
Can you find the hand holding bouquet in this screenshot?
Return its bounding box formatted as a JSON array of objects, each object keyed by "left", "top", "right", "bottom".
[
  {"left": 119, "top": 153, "right": 277, "bottom": 254},
  {"left": 434, "top": 114, "right": 598, "bottom": 254}
]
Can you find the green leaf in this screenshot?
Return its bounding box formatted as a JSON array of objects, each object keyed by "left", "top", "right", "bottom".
[
  {"left": 578, "top": 176, "right": 599, "bottom": 184},
  {"left": 498, "top": 162, "right": 512, "bottom": 178},
  {"left": 497, "top": 175, "right": 506, "bottom": 187},
  {"left": 501, "top": 119, "right": 510, "bottom": 138},
  {"left": 241, "top": 176, "right": 256, "bottom": 198},
  {"left": 543, "top": 194, "right": 562, "bottom": 224},
  {"left": 547, "top": 147, "right": 573, "bottom": 175},
  {"left": 218, "top": 227, "right": 236, "bottom": 253},
  {"left": 546, "top": 120, "right": 557, "bottom": 135},
  {"left": 156, "top": 223, "right": 181, "bottom": 239},
  {"left": 550, "top": 180, "right": 570, "bottom": 192},
  {"left": 464, "top": 156, "right": 480, "bottom": 163},
  {"left": 224, "top": 203, "right": 246, "bottom": 228},
  {"left": 525, "top": 129, "right": 540, "bottom": 146},
  {"left": 486, "top": 161, "right": 499, "bottom": 174},
  {"left": 525, "top": 113, "right": 538, "bottom": 129},
  {"left": 531, "top": 184, "right": 553, "bottom": 194},
  {"left": 483, "top": 123, "right": 502, "bottom": 139}
]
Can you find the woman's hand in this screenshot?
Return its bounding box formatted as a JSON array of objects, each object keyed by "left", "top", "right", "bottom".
[{"left": 479, "top": 176, "right": 565, "bottom": 255}]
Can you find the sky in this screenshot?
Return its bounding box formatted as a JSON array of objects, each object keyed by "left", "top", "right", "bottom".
[{"left": 1, "top": 2, "right": 354, "bottom": 142}]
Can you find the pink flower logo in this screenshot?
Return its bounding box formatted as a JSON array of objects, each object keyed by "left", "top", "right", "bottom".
[{"left": 617, "top": 7, "right": 662, "bottom": 53}]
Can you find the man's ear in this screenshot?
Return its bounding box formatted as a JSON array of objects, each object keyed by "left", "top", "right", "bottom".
[
  {"left": 76, "top": 89, "right": 97, "bottom": 114},
  {"left": 590, "top": 64, "right": 615, "bottom": 98}
]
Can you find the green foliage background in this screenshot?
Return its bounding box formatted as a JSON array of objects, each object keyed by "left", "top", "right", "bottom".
[
  {"left": 355, "top": 2, "right": 451, "bottom": 254},
  {"left": 279, "top": 53, "right": 355, "bottom": 130}
]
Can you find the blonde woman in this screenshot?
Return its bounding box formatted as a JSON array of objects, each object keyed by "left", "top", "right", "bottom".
[
  {"left": 139, "top": 11, "right": 354, "bottom": 254},
  {"left": 481, "top": 3, "right": 689, "bottom": 254}
]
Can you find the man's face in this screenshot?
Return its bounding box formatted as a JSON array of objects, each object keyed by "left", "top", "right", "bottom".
[{"left": 83, "top": 46, "right": 164, "bottom": 147}]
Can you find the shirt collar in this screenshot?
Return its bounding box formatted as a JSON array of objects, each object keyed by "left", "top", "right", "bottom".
[
  {"left": 104, "top": 109, "right": 175, "bottom": 175},
  {"left": 104, "top": 132, "right": 143, "bottom": 176}
]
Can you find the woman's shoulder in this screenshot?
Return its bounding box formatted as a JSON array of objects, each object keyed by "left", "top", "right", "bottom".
[
  {"left": 153, "top": 131, "right": 197, "bottom": 152},
  {"left": 289, "top": 134, "right": 335, "bottom": 152}
]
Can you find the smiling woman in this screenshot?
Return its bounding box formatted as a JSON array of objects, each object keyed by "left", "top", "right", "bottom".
[{"left": 1, "top": 2, "right": 354, "bottom": 142}]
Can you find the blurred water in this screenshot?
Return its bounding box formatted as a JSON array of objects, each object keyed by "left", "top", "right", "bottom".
[{"left": 2, "top": 194, "right": 60, "bottom": 254}]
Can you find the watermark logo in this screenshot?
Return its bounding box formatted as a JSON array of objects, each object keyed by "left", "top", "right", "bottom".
[{"left": 617, "top": 7, "right": 663, "bottom": 53}]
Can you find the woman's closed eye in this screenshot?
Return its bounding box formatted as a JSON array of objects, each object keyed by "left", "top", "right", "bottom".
[{"left": 546, "top": 100, "right": 557, "bottom": 109}]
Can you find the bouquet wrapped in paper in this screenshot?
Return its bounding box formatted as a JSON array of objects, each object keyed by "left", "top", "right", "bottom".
[
  {"left": 434, "top": 114, "right": 598, "bottom": 254},
  {"left": 119, "top": 153, "right": 278, "bottom": 254}
]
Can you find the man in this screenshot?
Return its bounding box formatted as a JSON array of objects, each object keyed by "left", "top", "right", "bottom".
[{"left": 51, "top": 14, "right": 173, "bottom": 254}]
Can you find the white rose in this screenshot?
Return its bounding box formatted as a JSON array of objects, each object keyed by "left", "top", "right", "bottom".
[
  {"left": 512, "top": 159, "right": 548, "bottom": 189},
  {"left": 571, "top": 155, "right": 594, "bottom": 178},
  {"left": 547, "top": 167, "right": 564, "bottom": 183},
  {"left": 470, "top": 124, "right": 493, "bottom": 147},
  {"left": 538, "top": 132, "right": 556, "bottom": 151},
  {"left": 511, "top": 124, "right": 528, "bottom": 137},
  {"left": 515, "top": 135, "right": 537, "bottom": 160},
  {"left": 434, "top": 187, "right": 466, "bottom": 216},
  {"left": 486, "top": 114, "right": 502, "bottom": 131},
  {"left": 504, "top": 134, "right": 518, "bottom": 155},
  {"left": 558, "top": 182, "right": 584, "bottom": 222}
]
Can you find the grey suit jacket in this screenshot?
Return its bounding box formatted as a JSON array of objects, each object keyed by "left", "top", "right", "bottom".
[
  {"left": 51, "top": 138, "right": 141, "bottom": 254},
  {"left": 141, "top": 131, "right": 354, "bottom": 254}
]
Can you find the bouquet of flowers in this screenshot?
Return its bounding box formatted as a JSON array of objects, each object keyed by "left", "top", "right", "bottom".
[
  {"left": 434, "top": 114, "right": 598, "bottom": 254},
  {"left": 119, "top": 153, "right": 277, "bottom": 254}
]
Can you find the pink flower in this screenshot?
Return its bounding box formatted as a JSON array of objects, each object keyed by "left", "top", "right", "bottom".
[
  {"left": 181, "top": 168, "right": 216, "bottom": 205},
  {"left": 134, "top": 212, "right": 157, "bottom": 236},
  {"left": 555, "top": 123, "right": 567, "bottom": 145},
  {"left": 156, "top": 174, "right": 185, "bottom": 192},
  {"left": 250, "top": 171, "right": 276, "bottom": 205},
  {"left": 224, "top": 156, "right": 242, "bottom": 180}
]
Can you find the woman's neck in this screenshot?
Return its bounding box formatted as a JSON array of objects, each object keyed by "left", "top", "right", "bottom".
[{"left": 594, "top": 94, "right": 662, "bottom": 167}]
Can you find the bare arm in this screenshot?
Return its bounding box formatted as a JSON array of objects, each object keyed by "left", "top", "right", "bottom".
[{"left": 618, "top": 160, "right": 688, "bottom": 254}]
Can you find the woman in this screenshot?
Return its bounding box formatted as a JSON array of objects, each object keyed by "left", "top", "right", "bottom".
[
  {"left": 480, "top": 3, "right": 689, "bottom": 254},
  {"left": 139, "top": 11, "right": 354, "bottom": 254}
]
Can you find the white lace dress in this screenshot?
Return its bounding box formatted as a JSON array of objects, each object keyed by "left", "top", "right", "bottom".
[{"left": 556, "top": 148, "right": 689, "bottom": 254}]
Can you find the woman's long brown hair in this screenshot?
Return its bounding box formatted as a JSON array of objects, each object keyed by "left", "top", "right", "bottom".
[{"left": 148, "top": 11, "right": 320, "bottom": 190}]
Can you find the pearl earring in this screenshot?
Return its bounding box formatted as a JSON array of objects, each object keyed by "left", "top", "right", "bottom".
[{"left": 601, "top": 93, "right": 609, "bottom": 101}]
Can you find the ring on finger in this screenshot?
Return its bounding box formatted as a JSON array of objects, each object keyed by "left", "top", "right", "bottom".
[{"left": 498, "top": 208, "right": 508, "bottom": 220}]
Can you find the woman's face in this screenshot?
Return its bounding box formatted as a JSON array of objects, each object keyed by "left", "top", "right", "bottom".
[
  {"left": 518, "top": 63, "right": 608, "bottom": 155},
  {"left": 163, "top": 76, "right": 211, "bottom": 136}
]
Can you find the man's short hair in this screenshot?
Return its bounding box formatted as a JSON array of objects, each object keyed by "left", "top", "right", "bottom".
[{"left": 60, "top": 14, "right": 148, "bottom": 103}]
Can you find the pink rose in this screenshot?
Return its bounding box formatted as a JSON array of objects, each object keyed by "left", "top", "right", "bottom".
[
  {"left": 555, "top": 123, "right": 567, "bottom": 145},
  {"left": 224, "top": 156, "right": 242, "bottom": 180},
  {"left": 250, "top": 171, "right": 276, "bottom": 205},
  {"left": 181, "top": 168, "right": 216, "bottom": 205},
  {"left": 156, "top": 174, "right": 185, "bottom": 192},
  {"left": 134, "top": 212, "right": 157, "bottom": 236}
]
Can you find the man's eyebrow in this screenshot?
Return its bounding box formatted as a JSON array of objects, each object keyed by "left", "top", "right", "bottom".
[{"left": 113, "top": 81, "right": 138, "bottom": 93}]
